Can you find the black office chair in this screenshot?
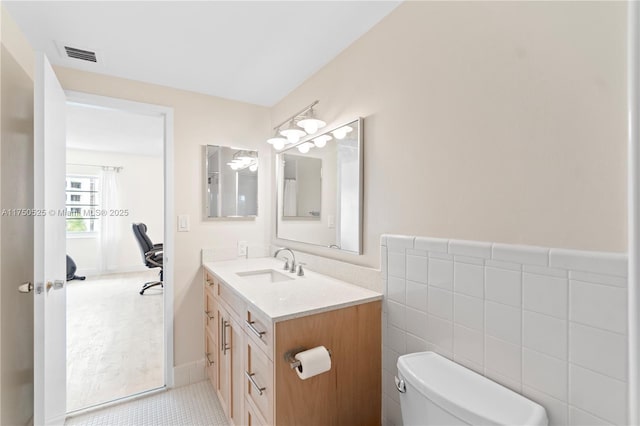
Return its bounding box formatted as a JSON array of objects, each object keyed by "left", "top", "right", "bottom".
[{"left": 132, "top": 223, "right": 163, "bottom": 295}]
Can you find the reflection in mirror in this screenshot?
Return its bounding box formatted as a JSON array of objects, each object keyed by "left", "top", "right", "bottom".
[
  {"left": 276, "top": 118, "right": 362, "bottom": 253},
  {"left": 282, "top": 154, "right": 321, "bottom": 219},
  {"left": 205, "top": 145, "right": 258, "bottom": 218}
]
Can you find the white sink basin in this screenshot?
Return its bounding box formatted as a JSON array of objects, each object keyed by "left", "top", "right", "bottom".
[{"left": 236, "top": 269, "right": 294, "bottom": 283}]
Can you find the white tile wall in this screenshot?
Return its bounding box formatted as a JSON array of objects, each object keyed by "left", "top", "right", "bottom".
[
  {"left": 381, "top": 234, "right": 628, "bottom": 426},
  {"left": 523, "top": 310, "right": 567, "bottom": 360}
]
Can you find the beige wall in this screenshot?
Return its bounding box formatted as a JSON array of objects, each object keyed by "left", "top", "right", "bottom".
[
  {"left": 272, "top": 1, "right": 628, "bottom": 268},
  {"left": 1, "top": 5, "right": 35, "bottom": 425},
  {"left": 54, "top": 67, "right": 272, "bottom": 367}
]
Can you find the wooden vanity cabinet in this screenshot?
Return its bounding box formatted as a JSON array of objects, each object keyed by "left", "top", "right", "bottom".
[
  {"left": 275, "top": 301, "right": 382, "bottom": 425},
  {"left": 205, "top": 271, "right": 245, "bottom": 426},
  {"left": 204, "top": 268, "right": 382, "bottom": 426}
]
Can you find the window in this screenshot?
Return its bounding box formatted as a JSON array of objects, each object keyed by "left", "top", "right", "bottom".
[{"left": 66, "top": 175, "right": 100, "bottom": 234}]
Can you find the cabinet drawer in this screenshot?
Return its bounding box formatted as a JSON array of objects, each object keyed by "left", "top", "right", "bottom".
[
  {"left": 245, "top": 306, "right": 273, "bottom": 358},
  {"left": 245, "top": 337, "right": 273, "bottom": 424},
  {"left": 204, "top": 270, "right": 217, "bottom": 291},
  {"left": 205, "top": 291, "right": 217, "bottom": 331},
  {"left": 205, "top": 329, "right": 217, "bottom": 387},
  {"left": 218, "top": 281, "right": 245, "bottom": 320}
]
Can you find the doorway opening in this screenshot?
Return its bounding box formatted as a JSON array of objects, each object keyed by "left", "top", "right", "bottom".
[{"left": 64, "top": 94, "right": 172, "bottom": 412}]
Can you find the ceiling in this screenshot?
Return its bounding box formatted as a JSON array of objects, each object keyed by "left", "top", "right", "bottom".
[
  {"left": 66, "top": 103, "right": 164, "bottom": 156},
  {"left": 4, "top": 1, "right": 401, "bottom": 106}
]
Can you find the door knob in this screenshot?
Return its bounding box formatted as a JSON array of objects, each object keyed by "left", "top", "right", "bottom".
[{"left": 18, "top": 282, "right": 33, "bottom": 293}]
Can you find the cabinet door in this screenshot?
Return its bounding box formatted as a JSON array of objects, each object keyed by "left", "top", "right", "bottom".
[
  {"left": 217, "top": 304, "right": 231, "bottom": 418},
  {"left": 217, "top": 303, "right": 244, "bottom": 425},
  {"left": 245, "top": 398, "right": 269, "bottom": 426},
  {"left": 205, "top": 329, "right": 217, "bottom": 387},
  {"left": 228, "top": 315, "right": 244, "bottom": 426}
]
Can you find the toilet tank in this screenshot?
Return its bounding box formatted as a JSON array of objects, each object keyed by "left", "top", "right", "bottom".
[{"left": 396, "top": 352, "right": 548, "bottom": 426}]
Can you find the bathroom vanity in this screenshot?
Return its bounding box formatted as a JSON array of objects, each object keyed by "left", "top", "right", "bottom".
[{"left": 202, "top": 257, "right": 382, "bottom": 426}]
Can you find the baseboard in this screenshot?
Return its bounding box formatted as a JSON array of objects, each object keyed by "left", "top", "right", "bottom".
[{"left": 173, "top": 359, "right": 206, "bottom": 388}]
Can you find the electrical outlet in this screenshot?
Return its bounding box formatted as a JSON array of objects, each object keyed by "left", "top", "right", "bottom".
[{"left": 238, "top": 241, "right": 248, "bottom": 257}]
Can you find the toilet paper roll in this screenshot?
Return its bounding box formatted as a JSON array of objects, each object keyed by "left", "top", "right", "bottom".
[{"left": 294, "top": 346, "right": 331, "bottom": 380}]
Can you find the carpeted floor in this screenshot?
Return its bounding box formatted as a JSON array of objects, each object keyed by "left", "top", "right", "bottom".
[{"left": 67, "top": 270, "right": 164, "bottom": 412}]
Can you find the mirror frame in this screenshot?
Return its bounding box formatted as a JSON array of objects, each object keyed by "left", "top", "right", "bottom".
[
  {"left": 203, "top": 144, "right": 259, "bottom": 220},
  {"left": 275, "top": 117, "right": 363, "bottom": 254}
]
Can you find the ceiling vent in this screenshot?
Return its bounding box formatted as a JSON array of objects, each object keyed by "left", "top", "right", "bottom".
[{"left": 64, "top": 46, "right": 97, "bottom": 63}]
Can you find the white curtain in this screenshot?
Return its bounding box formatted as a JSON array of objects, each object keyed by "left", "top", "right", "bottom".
[
  {"left": 99, "top": 168, "right": 119, "bottom": 272},
  {"left": 283, "top": 179, "right": 297, "bottom": 216}
]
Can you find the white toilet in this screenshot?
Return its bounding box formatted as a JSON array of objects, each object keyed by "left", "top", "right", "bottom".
[{"left": 396, "top": 352, "right": 548, "bottom": 426}]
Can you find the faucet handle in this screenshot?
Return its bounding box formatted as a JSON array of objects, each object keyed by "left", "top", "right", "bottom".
[
  {"left": 297, "top": 262, "right": 306, "bottom": 276},
  {"left": 281, "top": 258, "right": 290, "bottom": 271}
]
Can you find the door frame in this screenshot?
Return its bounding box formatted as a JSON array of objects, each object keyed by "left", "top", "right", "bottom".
[{"left": 64, "top": 90, "right": 175, "bottom": 389}]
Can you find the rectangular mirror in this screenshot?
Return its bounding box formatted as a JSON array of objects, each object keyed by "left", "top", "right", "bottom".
[
  {"left": 276, "top": 118, "right": 362, "bottom": 253},
  {"left": 205, "top": 145, "right": 258, "bottom": 218}
]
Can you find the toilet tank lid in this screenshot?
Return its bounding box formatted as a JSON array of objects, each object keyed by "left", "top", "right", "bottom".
[{"left": 397, "top": 352, "right": 548, "bottom": 426}]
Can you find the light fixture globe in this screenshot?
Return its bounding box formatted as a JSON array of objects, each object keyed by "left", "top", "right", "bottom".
[
  {"left": 332, "top": 125, "right": 353, "bottom": 140},
  {"left": 313, "top": 135, "right": 332, "bottom": 148},
  {"left": 297, "top": 107, "right": 326, "bottom": 134},
  {"left": 272, "top": 139, "right": 286, "bottom": 150},
  {"left": 267, "top": 136, "right": 287, "bottom": 150},
  {"left": 280, "top": 120, "right": 306, "bottom": 144},
  {"left": 298, "top": 118, "right": 326, "bottom": 135},
  {"left": 297, "top": 142, "right": 313, "bottom": 154}
]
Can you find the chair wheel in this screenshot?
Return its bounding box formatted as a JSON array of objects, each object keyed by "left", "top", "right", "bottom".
[{"left": 139, "top": 290, "right": 145, "bottom": 295}]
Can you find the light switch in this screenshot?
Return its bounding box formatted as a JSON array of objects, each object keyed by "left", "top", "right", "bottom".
[
  {"left": 177, "top": 214, "right": 190, "bottom": 232},
  {"left": 328, "top": 215, "right": 335, "bottom": 229}
]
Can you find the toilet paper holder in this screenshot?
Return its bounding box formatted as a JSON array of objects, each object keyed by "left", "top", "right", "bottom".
[{"left": 284, "top": 346, "right": 332, "bottom": 370}]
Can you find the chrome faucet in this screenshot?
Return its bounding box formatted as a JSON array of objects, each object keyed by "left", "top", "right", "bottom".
[{"left": 274, "top": 247, "right": 296, "bottom": 273}]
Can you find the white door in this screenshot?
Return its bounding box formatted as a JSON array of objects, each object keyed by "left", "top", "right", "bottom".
[{"left": 33, "top": 52, "right": 67, "bottom": 426}]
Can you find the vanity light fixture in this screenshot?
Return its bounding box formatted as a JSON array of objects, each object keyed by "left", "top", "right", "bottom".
[
  {"left": 268, "top": 100, "right": 326, "bottom": 149},
  {"left": 332, "top": 125, "right": 353, "bottom": 140}
]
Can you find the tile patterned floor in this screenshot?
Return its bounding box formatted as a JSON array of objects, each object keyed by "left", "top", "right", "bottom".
[
  {"left": 67, "top": 271, "right": 164, "bottom": 411},
  {"left": 65, "top": 381, "right": 229, "bottom": 426}
]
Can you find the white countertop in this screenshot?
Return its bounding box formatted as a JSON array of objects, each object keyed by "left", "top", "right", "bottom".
[{"left": 203, "top": 257, "right": 382, "bottom": 322}]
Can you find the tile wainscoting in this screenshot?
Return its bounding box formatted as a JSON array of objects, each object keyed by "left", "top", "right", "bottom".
[{"left": 381, "top": 235, "right": 628, "bottom": 426}]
